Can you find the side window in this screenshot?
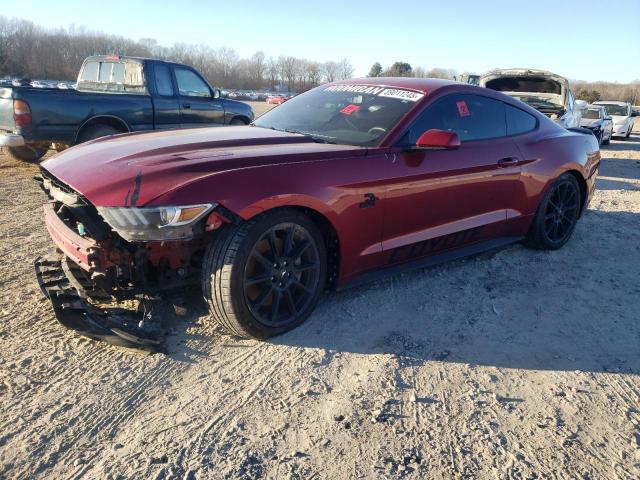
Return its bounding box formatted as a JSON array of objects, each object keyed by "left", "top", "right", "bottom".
[
  {"left": 174, "top": 68, "right": 211, "bottom": 97},
  {"left": 505, "top": 105, "right": 537, "bottom": 136},
  {"left": 154, "top": 64, "right": 174, "bottom": 96},
  {"left": 406, "top": 94, "right": 506, "bottom": 144}
]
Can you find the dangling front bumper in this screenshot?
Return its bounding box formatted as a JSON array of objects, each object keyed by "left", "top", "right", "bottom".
[{"left": 34, "top": 253, "right": 163, "bottom": 352}]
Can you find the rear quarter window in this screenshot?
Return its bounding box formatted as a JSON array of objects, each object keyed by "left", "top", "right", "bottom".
[{"left": 506, "top": 105, "right": 537, "bottom": 135}]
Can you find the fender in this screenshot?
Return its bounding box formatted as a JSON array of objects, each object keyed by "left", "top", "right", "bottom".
[
  {"left": 238, "top": 192, "right": 342, "bottom": 227},
  {"left": 74, "top": 115, "right": 131, "bottom": 144}
]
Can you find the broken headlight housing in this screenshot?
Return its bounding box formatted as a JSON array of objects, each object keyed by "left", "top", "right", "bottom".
[{"left": 96, "top": 204, "right": 215, "bottom": 242}]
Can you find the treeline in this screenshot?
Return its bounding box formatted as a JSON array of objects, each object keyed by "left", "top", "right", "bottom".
[
  {"left": 573, "top": 81, "right": 640, "bottom": 105},
  {"left": 367, "top": 61, "right": 457, "bottom": 80},
  {"left": 0, "top": 16, "right": 353, "bottom": 91}
]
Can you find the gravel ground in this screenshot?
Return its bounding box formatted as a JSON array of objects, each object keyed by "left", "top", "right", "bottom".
[{"left": 1, "top": 119, "right": 639, "bottom": 479}]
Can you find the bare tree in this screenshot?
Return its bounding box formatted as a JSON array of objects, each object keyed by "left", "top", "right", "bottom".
[
  {"left": 338, "top": 58, "right": 354, "bottom": 80},
  {"left": 266, "top": 56, "right": 279, "bottom": 90},
  {"left": 322, "top": 61, "right": 339, "bottom": 83}
]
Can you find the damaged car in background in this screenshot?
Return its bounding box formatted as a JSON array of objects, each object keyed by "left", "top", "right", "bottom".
[
  {"left": 34, "top": 78, "right": 600, "bottom": 350},
  {"left": 580, "top": 105, "right": 613, "bottom": 145},
  {"left": 480, "top": 68, "right": 587, "bottom": 129}
]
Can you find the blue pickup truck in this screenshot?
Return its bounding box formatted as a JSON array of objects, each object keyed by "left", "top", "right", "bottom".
[{"left": 0, "top": 55, "right": 254, "bottom": 161}]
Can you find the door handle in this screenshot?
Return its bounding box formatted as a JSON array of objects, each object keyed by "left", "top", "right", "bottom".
[
  {"left": 183, "top": 103, "right": 191, "bottom": 109},
  {"left": 497, "top": 157, "right": 518, "bottom": 167}
]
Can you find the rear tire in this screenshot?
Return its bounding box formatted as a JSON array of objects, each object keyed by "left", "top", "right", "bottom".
[
  {"left": 229, "top": 117, "right": 248, "bottom": 126},
  {"left": 77, "top": 124, "right": 121, "bottom": 144},
  {"left": 525, "top": 173, "right": 581, "bottom": 250},
  {"left": 202, "top": 209, "right": 326, "bottom": 339},
  {"left": 6, "top": 145, "right": 47, "bottom": 162}
]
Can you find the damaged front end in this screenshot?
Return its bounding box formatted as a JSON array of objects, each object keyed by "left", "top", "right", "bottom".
[{"left": 34, "top": 170, "right": 228, "bottom": 351}]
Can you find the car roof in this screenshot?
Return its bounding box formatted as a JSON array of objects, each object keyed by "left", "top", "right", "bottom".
[{"left": 330, "top": 77, "right": 456, "bottom": 95}]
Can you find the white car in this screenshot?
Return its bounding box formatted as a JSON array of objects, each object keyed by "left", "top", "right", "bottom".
[
  {"left": 480, "top": 68, "right": 587, "bottom": 129},
  {"left": 592, "top": 101, "right": 636, "bottom": 139}
]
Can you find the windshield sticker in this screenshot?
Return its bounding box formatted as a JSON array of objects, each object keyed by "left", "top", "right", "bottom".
[
  {"left": 456, "top": 100, "right": 470, "bottom": 117},
  {"left": 325, "top": 84, "right": 424, "bottom": 102},
  {"left": 377, "top": 88, "right": 424, "bottom": 102},
  {"left": 340, "top": 104, "right": 360, "bottom": 115}
]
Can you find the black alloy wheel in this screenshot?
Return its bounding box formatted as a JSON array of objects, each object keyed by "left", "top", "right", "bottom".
[
  {"left": 202, "top": 208, "right": 326, "bottom": 339},
  {"left": 542, "top": 180, "right": 580, "bottom": 244},
  {"left": 526, "top": 173, "right": 581, "bottom": 250},
  {"left": 244, "top": 222, "right": 321, "bottom": 327}
]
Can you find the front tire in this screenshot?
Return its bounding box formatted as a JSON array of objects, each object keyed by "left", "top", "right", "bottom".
[
  {"left": 202, "top": 209, "right": 326, "bottom": 339},
  {"left": 525, "top": 173, "right": 581, "bottom": 250},
  {"left": 6, "top": 145, "right": 47, "bottom": 162}
]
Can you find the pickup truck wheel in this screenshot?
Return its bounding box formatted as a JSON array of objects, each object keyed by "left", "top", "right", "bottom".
[
  {"left": 6, "top": 146, "right": 47, "bottom": 162},
  {"left": 525, "top": 173, "right": 580, "bottom": 250},
  {"left": 202, "top": 209, "right": 326, "bottom": 339},
  {"left": 229, "top": 117, "right": 248, "bottom": 125},
  {"left": 77, "top": 124, "right": 121, "bottom": 144}
]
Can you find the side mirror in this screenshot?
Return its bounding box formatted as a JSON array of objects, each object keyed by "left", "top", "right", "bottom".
[
  {"left": 213, "top": 88, "right": 221, "bottom": 99},
  {"left": 414, "top": 129, "right": 461, "bottom": 150},
  {"left": 574, "top": 100, "right": 589, "bottom": 111}
]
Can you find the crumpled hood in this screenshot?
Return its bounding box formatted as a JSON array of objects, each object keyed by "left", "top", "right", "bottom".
[{"left": 42, "top": 126, "right": 365, "bottom": 207}]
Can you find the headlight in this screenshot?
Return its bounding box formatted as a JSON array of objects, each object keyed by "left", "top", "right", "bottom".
[{"left": 97, "top": 204, "right": 215, "bottom": 241}]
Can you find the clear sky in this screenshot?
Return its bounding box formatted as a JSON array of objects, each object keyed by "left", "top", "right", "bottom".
[{"left": 8, "top": 0, "right": 640, "bottom": 82}]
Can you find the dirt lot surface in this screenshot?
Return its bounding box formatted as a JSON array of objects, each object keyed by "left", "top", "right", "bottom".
[{"left": 1, "top": 113, "right": 639, "bottom": 479}]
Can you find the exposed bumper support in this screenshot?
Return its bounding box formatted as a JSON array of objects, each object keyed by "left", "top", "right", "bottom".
[
  {"left": 0, "top": 134, "right": 25, "bottom": 147},
  {"left": 35, "top": 253, "right": 163, "bottom": 352}
]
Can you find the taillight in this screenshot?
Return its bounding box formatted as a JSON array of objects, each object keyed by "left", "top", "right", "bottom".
[{"left": 14, "top": 99, "right": 32, "bottom": 127}]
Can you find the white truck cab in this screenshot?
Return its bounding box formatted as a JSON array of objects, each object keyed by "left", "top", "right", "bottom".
[
  {"left": 592, "top": 101, "right": 636, "bottom": 139},
  {"left": 479, "top": 69, "right": 587, "bottom": 129}
]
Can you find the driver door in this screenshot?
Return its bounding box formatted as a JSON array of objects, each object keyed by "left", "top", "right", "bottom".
[
  {"left": 173, "top": 66, "right": 225, "bottom": 127},
  {"left": 379, "top": 93, "right": 522, "bottom": 265}
]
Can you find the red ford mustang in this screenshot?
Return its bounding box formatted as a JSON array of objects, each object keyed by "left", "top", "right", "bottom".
[{"left": 36, "top": 78, "right": 600, "bottom": 349}]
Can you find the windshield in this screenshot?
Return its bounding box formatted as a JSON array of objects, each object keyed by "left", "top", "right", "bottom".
[
  {"left": 253, "top": 84, "right": 425, "bottom": 146},
  {"left": 597, "top": 103, "right": 628, "bottom": 116},
  {"left": 582, "top": 108, "right": 602, "bottom": 120}
]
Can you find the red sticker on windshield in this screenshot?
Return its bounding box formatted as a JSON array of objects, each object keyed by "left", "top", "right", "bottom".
[
  {"left": 456, "top": 101, "right": 470, "bottom": 117},
  {"left": 340, "top": 104, "right": 360, "bottom": 115}
]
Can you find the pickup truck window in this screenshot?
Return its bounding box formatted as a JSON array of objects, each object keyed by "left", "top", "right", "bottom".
[
  {"left": 80, "top": 62, "right": 99, "bottom": 81},
  {"left": 175, "top": 68, "right": 210, "bottom": 97},
  {"left": 155, "top": 64, "right": 174, "bottom": 96},
  {"left": 99, "top": 63, "right": 112, "bottom": 82},
  {"left": 113, "top": 63, "right": 125, "bottom": 83},
  {"left": 78, "top": 60, "right": 146, "bottom": 94}
]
